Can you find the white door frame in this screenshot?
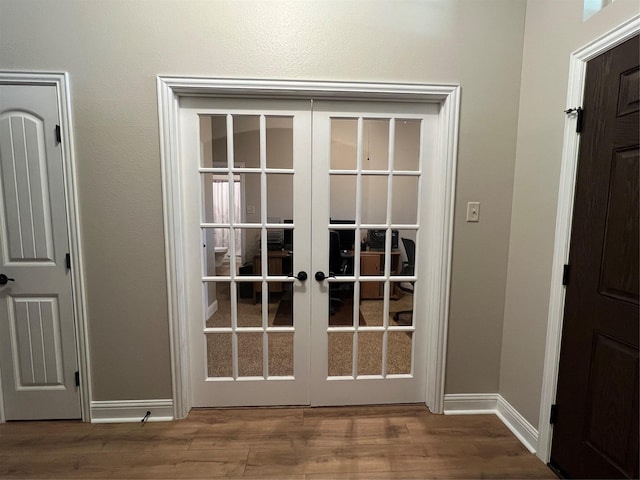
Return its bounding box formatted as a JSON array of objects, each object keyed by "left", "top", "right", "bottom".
[
  {"left": 0, "top": 72, "right": 91, "bottom": 422},
  {"left": 538, "top": 15, "right": 640, "bottom": 462},
  {"left": 157, "top": 77, "right": 460, "bottom": 419}
]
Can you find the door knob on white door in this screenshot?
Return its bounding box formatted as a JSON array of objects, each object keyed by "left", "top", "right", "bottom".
[
  {"left": 0, "top": 274, "right": 15, "bottom": 285},
  {"left": 314, "top": 271, "right": 336, "bottom": 281},
  {"left": 288, "top": 271, "right": 308, "bottom": 281}
]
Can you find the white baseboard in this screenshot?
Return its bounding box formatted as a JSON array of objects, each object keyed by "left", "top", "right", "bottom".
[
  {"left": 443, "top": 393, "right": 499, "bottom": 414},
  {"left": 496, "top": 395, "right": 538, "bottom": 454},
  {"left": 90, "top": 399, "right": 174, "bottom": 423},
  {"left": 444, "top": 393, "right": 538, "bottom": 453},
  {"left": 206, "top": 300, "right": 219, "bottom": 320}
]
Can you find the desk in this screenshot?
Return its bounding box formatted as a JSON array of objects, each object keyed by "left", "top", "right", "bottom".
[
  {"left": 361, "top": 250, "right": 401, "bottom": 299},
  {"left": 341, "top": 250, "right": 401, "bottom": 300},
  {"left": 253, "top": 251, "right": 292, "bottom": 301}
]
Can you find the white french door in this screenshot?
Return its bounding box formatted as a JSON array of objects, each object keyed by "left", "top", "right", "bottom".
[
  {"left": 180, "top": 97, "right": 437, "bottom": 407},
  {"left": 181, "top": 98, "right": 313, "bottom": 406},
  {"left": 310, "top": 101, "right": 437, "bottom": 405}
]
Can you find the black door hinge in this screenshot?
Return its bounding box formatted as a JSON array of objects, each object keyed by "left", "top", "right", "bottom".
[
  {"left": 55, "top": 125, "right": 62, "bottom": 144},
  {"left": 564, "top": 107, "right": 583, "bottom": 133},
  {"left": 66, "top": 253, "right": 71, "bottom": 270},
  {"left": 562, "top": 264, "right": 570, "bottom": 286},
  {"left": 550, "top": 404, "right": 558, "bottom": 424},
  {"left": 576, "top": 107, "right": 583, "bottom": 133},
  {"left": 75, "top": 371, "right": 80, "bottom": 387}
]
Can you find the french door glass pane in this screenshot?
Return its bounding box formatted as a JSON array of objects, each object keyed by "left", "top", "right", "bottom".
[
  {"left": 272, "top": 288, "right": 293, "bottom": 327},
  {"left": 200, "top": 115, "right": 227, "bottom": 168},
  {"left": 362, "top": 118, "right": 389, "bottom": 170},
  {"left": 357, "top": 331, "right": 383, "bottom": 376},
  {"left": 390, "top": 229, "right": 415, "bottom": 272},
  {"left": 392, "top": 175, "right": 419, "bottom": 224},
  {"left": 266, "top": 116, "right": 293, "bottom": 169},
  {"left": 267, "top": 174, "right": 293, "bottom": 221},
  {"left": 328, "top": 332, "right": 353, "bottom": 377},
  {"left": 268, "top": 333, "right": 294, "bottom": 376},
  {"left": 360, "top": 255, "right": 384, "bottom": 278},
  {"left": 237, "top": 333, "right": 263, "bottom": 377},
  {"left": 387, "top": 331, "right": 412, "bottom": 375},
  {"left": 330, "top": 118, "right": 358, "bottom": 170},
  {"left": 239, "top": 227, "right": 261, "bottom": 268},
  {"left": 330, "top": 175, "right": 356, "bottom": 220},
  {"left": 201, "top": 174, "right": 245, "bottom": 225},
  {"left": 394, "top": 119, "right": 421, "bottom": 171},
  {"left": 205, "top": 282, "right": 232, "bottom": 328},
  {"left": 237, "top": 289, "right": 263, "bottom": 328},
  {"left": 204, "top": 228, "right": 245, "bottom": 277},
  {"left": 328, "top": 284, "right": 356, "bottom": 327},
  {"left": 233, "top": 115, "right": 260, "bottom": 168},
  {"left": 242, "top": 173, "right": 262, "bottom": 224},
  {"left": 361, "top": 175, "right": 388, "bottom": 224},
  {"left": 207, "top": 333, "right": 232, "bottom": 377},
  {"left": 359, "top": 284, "right": 386, "bottom": 326}
]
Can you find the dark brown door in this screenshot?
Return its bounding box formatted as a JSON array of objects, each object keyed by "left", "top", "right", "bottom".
[{"left": 550, "top": 36, "right": 639, "bottom": 479}]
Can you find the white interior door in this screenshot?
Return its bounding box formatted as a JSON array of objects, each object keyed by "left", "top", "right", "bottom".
[
  {"left": 180, "top": 98, "right": 313, "bottom": 407},
  {"left": 309, "top": 101, "right": 438, "bottom": 405},
  {"left": 0, "top": 84, "right": 80, "bottom": 420},
  {"left": 180, "top": 97, "right": 439, "bottom": 408}
]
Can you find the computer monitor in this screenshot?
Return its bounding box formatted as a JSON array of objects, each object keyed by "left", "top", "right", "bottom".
[
  {"left": 367, "top": 229, "right": 399, "bottom": 250},
  {"left": 330, "top": 219, "right": 355, "bottom": 251},
  {"left": 266, "top": 217, "right": 283, "bottom": 250}
]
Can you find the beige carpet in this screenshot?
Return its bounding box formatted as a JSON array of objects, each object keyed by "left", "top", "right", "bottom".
[{"left": 205, "top": 280, "right": 414, "bottom": 378}]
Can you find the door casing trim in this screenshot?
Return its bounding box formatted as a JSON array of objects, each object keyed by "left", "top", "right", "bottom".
[
  {"left": 538, "top": 15, "right": 640, "bottom": 462},
  {"left": 157, "top": 77, "right": 461, "bottom": 418},
  {"left": 0, "top": 72, "right": 91, "bottom": 422}
]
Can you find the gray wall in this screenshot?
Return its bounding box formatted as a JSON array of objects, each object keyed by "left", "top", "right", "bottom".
[
  {"left": 500, "top": 0, "right": 639, "bottom": 427},
  {"left": 0, "top": 0, "right": 526, "bottom": 401}
]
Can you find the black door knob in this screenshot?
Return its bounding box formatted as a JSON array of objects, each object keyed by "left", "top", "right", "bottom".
[
  {"left": 0, "top": 274, "right": 15, "bottom": 285},
  {"left": 288, "top": 271, "right": 308, "bottom": 281},
  {"left": 315, "top": 271, "right": 336, "bottom": 281}
]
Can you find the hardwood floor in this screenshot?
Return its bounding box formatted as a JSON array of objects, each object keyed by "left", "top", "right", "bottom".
[{"left": 0, "top": 405, "right": 556, "bottom": 479}]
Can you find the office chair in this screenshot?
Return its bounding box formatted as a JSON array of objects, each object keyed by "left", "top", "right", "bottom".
[
  {"left": 394, "top": 237, "right": 415, "bottom": 325},
  {"left": 329, "top": 230, "right": 346, "bottom": 315}
]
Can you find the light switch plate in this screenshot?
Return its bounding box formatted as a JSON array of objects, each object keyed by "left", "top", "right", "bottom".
[{"left": 466, "top": 202, "right": 480, "bottom": 222}]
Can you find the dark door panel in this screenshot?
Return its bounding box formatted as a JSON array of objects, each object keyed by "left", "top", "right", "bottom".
[{"left": 551, "top": 35, "right": 639, "bottom": 479}]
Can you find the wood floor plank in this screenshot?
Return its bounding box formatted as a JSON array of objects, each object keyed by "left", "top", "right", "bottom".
[
  {"left": 245, "top": 444, "right": 394, "bottom": 476},
  {"left": 190, "top": 432, "right": 307, "bottom": 450},
  {"left": 190, "top": 406, "right": 304, "bottom": 423},
  {"left": 405, "top": 414, "right": 515, "bottom": 442},
  {"left": 0, "top": 419, "right": 93, "bottom": 435},
  {"left": 303, "top": 404, "right": 429, "bottom": 421},
  {"left": 0, "top": 449, "right": 250, "bottom": 479},
  {"left": 80, "top": 421, "right": 200, "bottom": 452},
  {"left": 307, "top": 462, "right": 556, "bottom": 480},
  {"left": 0, "top": 432, "right": 104, "bottom": 455},
  {"left": 300, "top": 418, "right": 414, "bottom": 447}
]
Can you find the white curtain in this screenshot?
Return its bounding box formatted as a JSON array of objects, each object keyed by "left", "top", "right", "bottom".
[{"left": 212, "top": 180, "right": 242, "bottom": 255}]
